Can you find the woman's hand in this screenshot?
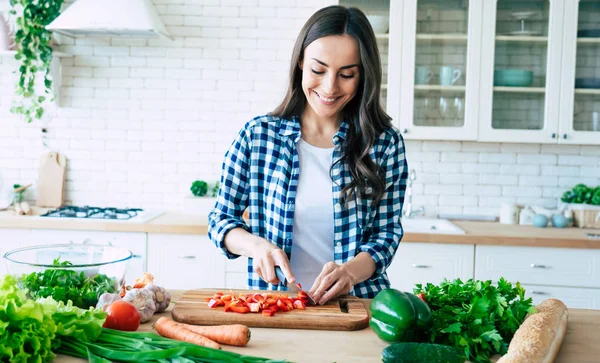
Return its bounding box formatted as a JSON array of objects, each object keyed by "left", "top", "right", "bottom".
[
  {"left": 308, "top": 262, "right": 355, "bottom": 305},
  {"left": 250, "top": 237, "right": 296, "bottom": 286}
]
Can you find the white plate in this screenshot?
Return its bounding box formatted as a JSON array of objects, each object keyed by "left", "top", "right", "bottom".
[{"left": 504, "top": 30, "right": 542, "bottom": 36}]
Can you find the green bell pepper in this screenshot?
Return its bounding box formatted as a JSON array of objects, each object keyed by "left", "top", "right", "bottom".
[{"left": 369, "top": 289, "right": 433, "bottom": 343}]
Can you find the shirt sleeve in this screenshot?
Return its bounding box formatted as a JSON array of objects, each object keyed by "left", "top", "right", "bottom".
[
  {"left": 208, "top": 124, "right": 252, "bottom": 259},
  {"left": 359, "top": 131, "right": 407, "bottom": 277}
]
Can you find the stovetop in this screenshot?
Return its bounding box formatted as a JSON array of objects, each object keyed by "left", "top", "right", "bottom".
[{"left": 39, "top": 206, "right": 163, "bottom": 223}]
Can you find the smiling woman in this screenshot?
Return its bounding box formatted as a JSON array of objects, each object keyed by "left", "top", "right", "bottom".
[{"left": 208, "top": 5, "right": 408, "bottom": 305}]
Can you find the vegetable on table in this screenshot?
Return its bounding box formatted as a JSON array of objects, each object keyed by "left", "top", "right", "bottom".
[
  {"left": 206, "top": 289, "right": 309, "bottom": 316},
  {"left": 162, "top": 320, "right": 251, "bottom": 347},
  {"left": 369, "top": 289, "right": 433, "bottom": 343},
  {"left": 102, "top": 300, "right": 140, "bottom": 332},
  {"left": 154, "top": 316, "right": 221, "bottom": 350},
  {"left": 381, "top": 342, "right": 465, "bottom": 363},
  {"left": 122, "top": 288, "right": 156, "bottom": 323},
  {"left": 414, "top": 278, "right": 536, "bottom": 363}
]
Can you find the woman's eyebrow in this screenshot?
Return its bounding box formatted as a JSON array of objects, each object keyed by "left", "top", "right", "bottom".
[{"left": 311, "top": 58, "right": 359, "bottom": 70}]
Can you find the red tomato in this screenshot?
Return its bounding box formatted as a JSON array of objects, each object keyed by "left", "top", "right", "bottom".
[{"left": 102, "top": 300, "right": 141, "bottom": 331}]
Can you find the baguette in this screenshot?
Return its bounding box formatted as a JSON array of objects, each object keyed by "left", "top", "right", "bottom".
[{"left": 497, "top": 298, "right": 568, "bottom": 363}]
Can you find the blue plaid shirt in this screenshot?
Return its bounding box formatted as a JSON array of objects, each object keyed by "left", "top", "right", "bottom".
[{"left": 208, "top": 114, "right": 407, "bottom": 298}]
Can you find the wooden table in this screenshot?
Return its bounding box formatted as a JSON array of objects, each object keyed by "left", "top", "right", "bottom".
[{"left": 53, "top": 290, "right": 600, "bottom": 363}]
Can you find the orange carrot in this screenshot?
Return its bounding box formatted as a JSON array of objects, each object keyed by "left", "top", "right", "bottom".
[
  {"left": 172, "top": 322, "right": 251, "bottom": 347},
  {"left": 154, "top": 317, "right": 221, "bottom": 350}
]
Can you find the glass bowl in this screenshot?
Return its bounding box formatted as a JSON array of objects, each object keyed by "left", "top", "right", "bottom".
[{"left": 3, "top": 244, "right": 132, "bottom": 308}]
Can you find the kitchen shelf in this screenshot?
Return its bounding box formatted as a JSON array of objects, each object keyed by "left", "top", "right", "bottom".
[
  {"left": 575, "top": 88, "right": 600, "bottom": 95},
  {"left": 493, "top": 86, "right": 545, "bottom": 93},
  {"left": 416, "top": 33, "right": 468, "bottom": 44},
  {"left": 495, "top": 35, "right": 548, "bottom": 43},
  {"left": 414, "top": 85, "right": 466, "bottom": 93}
]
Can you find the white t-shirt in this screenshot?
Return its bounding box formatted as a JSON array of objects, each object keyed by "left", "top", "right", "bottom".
[{"left": 290, "top": 138, "right": 335, "bottom": 290}]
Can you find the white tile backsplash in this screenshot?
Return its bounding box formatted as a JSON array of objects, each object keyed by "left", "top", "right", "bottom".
[{"left": 1, "top": 0, "right": 599, "bottom": 215}]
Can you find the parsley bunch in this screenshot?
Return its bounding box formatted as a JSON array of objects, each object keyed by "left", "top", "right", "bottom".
[
  {"left": 19, "top": 258, "right": 119, "bottom": 309},
  {"left": 414, "top": 278, "right": 536, "bottom": 363}
]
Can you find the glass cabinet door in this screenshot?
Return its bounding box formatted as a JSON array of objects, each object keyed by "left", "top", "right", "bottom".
[
  {"left": 389, "top": 0, "right": 483, "bottom": 140},
  {"left": 478, "top": 0, "right": 562, "bottom": 143},
  {"left": 559, "top": 0, "right": 600, "bottom": 144}
]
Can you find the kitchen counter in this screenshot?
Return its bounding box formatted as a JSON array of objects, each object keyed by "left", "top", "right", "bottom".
[
  {"left": 1, "top": 209, "right": 600, "bottom": 249},
  {"left": 52, "top": 290, "right": 600, "bottom": 363}
]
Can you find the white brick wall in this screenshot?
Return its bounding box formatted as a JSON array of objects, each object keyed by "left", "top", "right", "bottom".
[{"left": 1, "top": 0, "right": 599, "bottom": 217}]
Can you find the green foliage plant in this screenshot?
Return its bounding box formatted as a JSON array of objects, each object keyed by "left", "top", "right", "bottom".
[{"left": 9, "top": 0, "right": 64, "bottom": 123}]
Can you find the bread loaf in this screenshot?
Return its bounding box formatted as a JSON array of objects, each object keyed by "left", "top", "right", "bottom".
[{"left": 497, "top": 298, "right": 568, "bottom": 363}]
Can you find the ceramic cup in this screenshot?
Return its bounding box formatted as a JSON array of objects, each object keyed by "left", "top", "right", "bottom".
[
  {"left": 415, "top": 67, "right": 433, "bottom": 85},
  {"left": 439, "top": 66, "right": 462, "bottom": 86}
]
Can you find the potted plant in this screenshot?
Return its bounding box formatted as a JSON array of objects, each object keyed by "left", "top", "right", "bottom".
[
  {"left": 561, "top": 184, "right": 600, "bottom": 228},
  {"left": 9, "top": 0, "right": 64, "bottom": 123}
]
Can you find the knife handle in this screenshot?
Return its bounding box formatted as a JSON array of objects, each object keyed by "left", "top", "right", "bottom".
[{"left": 274, "top": 266, "right": 287, "bottom": 286}]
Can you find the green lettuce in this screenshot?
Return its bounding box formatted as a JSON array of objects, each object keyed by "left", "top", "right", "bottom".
[
  {"left": 0, "top": 275, "right": 107, "bottom": 363},
  {"left": 0, "top": 274, "right": 57, "bottom": 362}
]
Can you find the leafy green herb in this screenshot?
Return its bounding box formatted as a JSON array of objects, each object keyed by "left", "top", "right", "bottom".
[
  {"left": 191, "top": 180, "right": 220, "bottom": 197},
  {"left": 561, "top": 183, "right": 600, "bottom": 205},
  {"left": 19, "top": 257, "right": 119, "bottom": 309},
  {"left": 414, "top": 278, "right": 536, "bottom": 363}
]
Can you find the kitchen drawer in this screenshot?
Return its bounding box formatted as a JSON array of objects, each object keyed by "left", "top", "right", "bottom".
[
  {"left": 523, "top": 284, "right": 600, "bottom": 310},
  {"left": 225, "top": 256, "right": 248, "bottom": 273},
  {"left": 28, "top": 229, "right": 147, "bottom": 285},
  {"left": 475, "top": 245, "right": 600, "bottom": 288},
  {"left": 147, "top": 234, "right": 225, "bottom": 290},
  {"left": 0, "top": 229, "right": 31, "bottom": 277},
  {"left": 386, "top": 242, "right": 475, "bottom": 293},
  {"left": 225, "top": 272, "right": 248, "bottom": 289}
]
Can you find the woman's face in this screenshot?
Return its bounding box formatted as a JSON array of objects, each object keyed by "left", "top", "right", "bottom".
[{"left": 300, "top": 34, "right": 361, "bottom": 122}]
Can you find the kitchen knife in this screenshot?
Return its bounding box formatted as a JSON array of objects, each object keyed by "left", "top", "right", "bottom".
[{"left": 274, "top": 266, "right": 317, "bottom": 305}]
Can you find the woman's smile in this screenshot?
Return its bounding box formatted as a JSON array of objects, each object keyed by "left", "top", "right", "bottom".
[{"left": 313, "top": 90, "right": 339, "bottom": 105}]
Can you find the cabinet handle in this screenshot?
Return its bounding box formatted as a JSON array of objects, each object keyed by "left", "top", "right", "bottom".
[
  {"left": 178, "top": 255, "right": 197, "bottom": 259},
  {"left": 411, "top": 264, "right": 431, "bottom": 268},
  {"left": 551, "top": 133, "right": 556, "bottom": 139},
  {"left": 402, "top": 128, "right": 408, "bottom": 134},
  {"left": 531, "top": 291, "right": 548, "bottom": 295},
  {"left": 562, "top": 134, "right": 567, "bottom": 139},
  {"left": 530, "top": 263, "right": 550, "bottom": 269}
]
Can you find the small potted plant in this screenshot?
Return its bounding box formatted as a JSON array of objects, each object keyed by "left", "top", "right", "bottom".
[{"left": 560, "top": 184, "right": 600, "bottom": 228}]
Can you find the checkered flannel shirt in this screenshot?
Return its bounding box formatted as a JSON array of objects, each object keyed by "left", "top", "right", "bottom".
[{"left": 208, "top": 114, "right": 407, "bottom": 298}]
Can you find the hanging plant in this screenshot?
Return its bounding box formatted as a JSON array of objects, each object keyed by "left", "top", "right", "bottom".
[{"left": 9, "top": 0, "right": 64, "bottom": 123}]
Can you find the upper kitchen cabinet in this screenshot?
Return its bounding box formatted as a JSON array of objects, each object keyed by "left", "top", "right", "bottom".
[
  {"left": 340, "top": 0, "right": 390, "bottom": 108},
  {"left": 387, "top": 0, "right": 484, "bottom": 140},
  {"left": 478, "top": 0, "right": 563, "bottom": 143},
  {"left": 558, "top": 0, "right": 600, "bottom": 144}
]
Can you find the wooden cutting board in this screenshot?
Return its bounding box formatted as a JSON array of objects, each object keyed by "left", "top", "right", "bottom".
[
  {"left": 36, "top": 151, "right": 67, "bottom": 208},
  {"left": 171, "top": 289, "right": 370, "bottom": 331}
]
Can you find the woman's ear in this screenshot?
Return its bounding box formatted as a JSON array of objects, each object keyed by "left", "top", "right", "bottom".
[{"left": 298, "top": 59, "right": 303, "bottom": 70}]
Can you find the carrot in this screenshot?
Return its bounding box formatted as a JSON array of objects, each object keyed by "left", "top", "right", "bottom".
[
  {"left": 172, "top": 322, "right": 251, "bottom": 347},
  {"left": 154, "top": 317, "right": 221, "bottom": 350}
]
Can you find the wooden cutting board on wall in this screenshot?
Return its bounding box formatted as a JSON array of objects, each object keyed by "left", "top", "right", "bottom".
[
  {"left": 171, "top": 289, "right": 370, "bottom": 331},
  {"left": 36, "top": 151, "right": 67, "bottom": 208}
]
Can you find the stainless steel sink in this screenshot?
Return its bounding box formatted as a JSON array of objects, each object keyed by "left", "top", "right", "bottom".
[{"left": 401, "top": 218, "right": 465, "bottom": 234}]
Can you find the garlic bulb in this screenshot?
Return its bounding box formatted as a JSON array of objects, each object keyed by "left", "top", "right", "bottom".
[
  {"left": 122, "top": 288, "right": 156, "bottom": 323},
  {"left": 144, "top": 284, "right": 171, "bottom": 313},
  {"left": 96, "top": 292, "right": 122, "bottom": 311}
]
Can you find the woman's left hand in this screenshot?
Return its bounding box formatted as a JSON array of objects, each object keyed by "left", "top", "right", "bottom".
[{"left": 308, "top": 262, "right": 355, "bottom": 305}]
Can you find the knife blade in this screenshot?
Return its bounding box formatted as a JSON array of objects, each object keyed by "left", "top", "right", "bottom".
[{"left": 274, "top": 266, "right": 317, "bottom": 305}]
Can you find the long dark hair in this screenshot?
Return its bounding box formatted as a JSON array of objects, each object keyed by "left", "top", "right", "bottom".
[{"left": 270, "top": 5, "right": 392, "bottom": 206}]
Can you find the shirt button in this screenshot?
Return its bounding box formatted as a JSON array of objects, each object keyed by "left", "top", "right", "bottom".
[{"left": 336, "top": 242, "right": 342, "bottom": 247}]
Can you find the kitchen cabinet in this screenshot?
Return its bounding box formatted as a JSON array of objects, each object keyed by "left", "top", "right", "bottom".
[
  {"left": 0, "top": 228, "right": 31, "bottom": 277},
  {"left": 28, "top": 229, "right": 147, "bottom": 285},
  {"left": 475, "top": 245, "right": 600, "bottom": 309},
  {"left": 147, "top": 234, "right": 225, "bottom": 290},
  {"left": 384, "top": 0, "right": 600, "bottom": 145},
  {"left": 386, "top": 242, "right": 475, "bottom": 293},
  {"left": 225, "top": 255, "right": 248, "bottom": 289}
]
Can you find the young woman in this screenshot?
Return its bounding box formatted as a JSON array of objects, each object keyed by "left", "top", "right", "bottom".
[{"left": 208, "top": 5, "right": 408, "bottom": 304}]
